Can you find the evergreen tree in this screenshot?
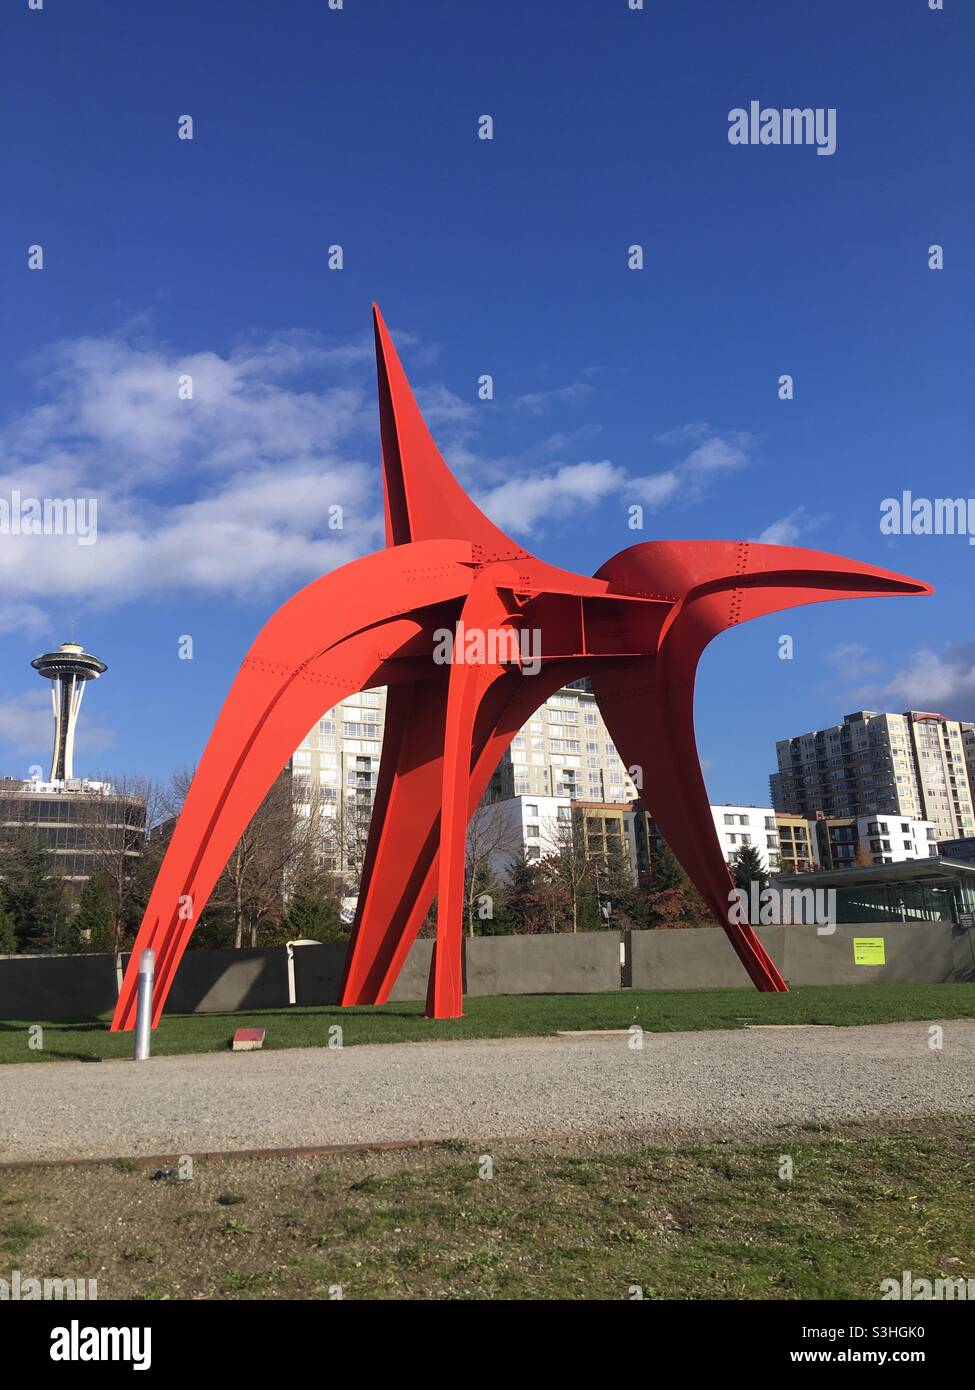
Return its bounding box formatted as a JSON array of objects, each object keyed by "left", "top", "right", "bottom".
[
  {"left": 495, "top": 851, "right": 545, "bottom": 935},
  {"left": 281, "top": 890, "right": 346, "bottom": 943},
  {"left": 74, "top": 872, "right": 116, "bottom": 953},
  {"left": 595, "top": 843, "right": 641, "bottom": 928},
  {"left": 647, "top": 838, "right": 686, "bottom": 892},
  {"left": 643, "top": 838, "right": 710, "bottom": 929},
  {"left": 0, "top": 903, "right": 16, "bottom": 954},
  {"left": 731, "top": 843, "right": 769, "bottom": 900},
  {"left": 0, "top": 831, "right": 68, "bottom": 953},
  {"left": 190, "top": 905, "right": 237, "bottom": 950},
  {"left": 125, "top": 833, "right": 169, "bottom": 939}
]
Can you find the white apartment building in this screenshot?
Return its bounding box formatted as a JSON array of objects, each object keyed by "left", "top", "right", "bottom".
[
  {"left": 854, "top": 814, "right": 938, "bottom": 864},
  {"left": 478, "top": 794, "right": 572, "bottom": 880},
  {"left": 704, "top": 805, "right": 937, "bottom": 877},
  {"left": 486, "top": 797, "right": 780, "bottom": 882},
  {"left": 711, "top": 804, "right": 780, "bottom": 873}
]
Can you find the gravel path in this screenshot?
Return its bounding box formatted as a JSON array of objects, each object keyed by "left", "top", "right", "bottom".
[{"left": 3, "top": 1021, "right": 974, "bottom": 1164}]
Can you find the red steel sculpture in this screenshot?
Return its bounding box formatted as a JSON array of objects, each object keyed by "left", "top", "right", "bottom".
[{"left": 111, "top": 305, "right": 932, "bottom": 1030}]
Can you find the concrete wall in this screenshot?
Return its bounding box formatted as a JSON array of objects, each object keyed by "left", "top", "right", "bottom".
[
  {"left": 0, "top": 921, "right": 969, "bottom": 1021},
  {"left": 465, "top": 931, "right": 622, "bottom": 996},
  {"left": 780, "top": 923, "right": 955, "bottom": 987},
  {"left": 0, "top": 952, "right": 118, "bottom": 1021},
  {"left": 292, "top": 939, "right": 435, "bottom": 1006},
  {"left": 629, "top": 922, "right": 962, "bottom": 990},
  {"left": 291, "top": 942, "right": 347, "bottom": 1005},
  {"left": 629, "top": 927, "right": 783, "bottom": 991},
  {"left": 293, "top": 935, "right": 618, "bottom": 1004},
  {"left": 125, "top": 947, "right": 289, "bottom": 1015}
]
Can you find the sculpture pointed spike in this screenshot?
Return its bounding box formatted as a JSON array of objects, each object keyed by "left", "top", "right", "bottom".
[{"left": 372, "top": 304, "right": 528, "bottom": 558}]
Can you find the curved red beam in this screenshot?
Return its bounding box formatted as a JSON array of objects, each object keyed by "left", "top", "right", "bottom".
[{"left": 111, "top": 306, "right": 932, "bottom": 1029}]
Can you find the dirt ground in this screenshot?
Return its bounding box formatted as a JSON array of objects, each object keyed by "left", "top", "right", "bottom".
[{"left": 2, "top": 1117, "right": 973, "bottom": 1301}]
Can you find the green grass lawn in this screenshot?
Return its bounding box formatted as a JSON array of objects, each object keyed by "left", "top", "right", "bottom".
[
  {"left": 3, "top": 1124, "right": 974, "bottom": 1298},
  {"left": 1, "top": 981, "right": 974, "bottom": 1065}
]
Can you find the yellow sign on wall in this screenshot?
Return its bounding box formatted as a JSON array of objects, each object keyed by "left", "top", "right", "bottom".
[{"left": 853, "top": 937, "right": 886, "bottom": 966}]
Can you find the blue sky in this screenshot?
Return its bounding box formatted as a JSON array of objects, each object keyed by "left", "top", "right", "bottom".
[{"left": 1, "top": 0, "right": 972, "bottom": 805}]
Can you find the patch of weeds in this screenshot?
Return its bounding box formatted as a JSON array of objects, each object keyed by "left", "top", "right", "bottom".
[
  {"left": 349, "top": 1175, "right": 387, "bottom": 1194},
  {"left": 222, "top": 1217, "right": 256, "bottom": 1235},
  {"left": 220, "top": 1268, "right": 287, "bottom": 1293},
  {"left": 0, "top": 1216, "right": 48, "bottom": 1256}
]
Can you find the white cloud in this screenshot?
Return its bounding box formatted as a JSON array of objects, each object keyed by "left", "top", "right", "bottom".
[
  {"left": 652, "top": 422, "right": 711, "bottom": 444},
  {"left": 0, "top": 690, "right": 114, "bottom": 771},
  {"left": 0, "top": 603, "right": 49, "bottom": 637},
  {"left": 0, "top": 330, "right": 385, "bottom": 603},
  {"left": 471, "top": 425, "right": 754, "bottom": 536},
  {"left": 629, "top": 471, "right": 680, "bottom": 507},
  {"left": 865, "top": 642, "right": 975, "bottom": 717},
  {"left": 476, "top": 460, "right": 626, "bottom": 533},
  {"left": 0, "top": 322, "right": 758, "bottom": 602},
  {"left": 754, "top": 505, "right": 826, "bottom": 546},
  {"left": 514, "top": 382, "right": 594, "bottom": 415},
  {"left": 826, "top": 643, "right": 883, "bottom": 683},
  {"left": 414, "top": 384, "right": 476, "bottom": 426}
]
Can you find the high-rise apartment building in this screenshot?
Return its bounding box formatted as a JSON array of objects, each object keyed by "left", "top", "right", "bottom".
[
  {"left": 770, "top": 710, "right": 975, "bottom": 842},
  {"left": 487, "top": 680, "right": 637, "bottom": 804},
  {"left": 291, "top": 680, "right": 637, "bottom": 873},
  {"left": 291, "top": 688, "right": 386, "bottom": 873}
]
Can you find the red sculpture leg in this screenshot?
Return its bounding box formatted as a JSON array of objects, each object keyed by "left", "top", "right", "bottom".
[
  {"left": 427, "top": 573, "right": 527, "bottom": 1015},
  {"left": 343, "top": 660, "right": 585, "bottom": 1011},
  {"left": 593, "top": 541, "right": 933, "bottom": 989},
  {"left": 592, "top": 654, "right": 784, "bottom": 989},
  {"left": 111, "top": 542, "right": 476, "bottom": 1030},
  {"left": 338, "top": 678, "right": 451, "bottom": 1006}
]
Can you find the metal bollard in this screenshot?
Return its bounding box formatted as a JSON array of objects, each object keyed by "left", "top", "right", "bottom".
[{"left": 133, "top": 948, "right": 154, "bottom": 1061}]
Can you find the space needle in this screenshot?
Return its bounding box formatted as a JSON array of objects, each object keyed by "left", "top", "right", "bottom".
[{"left": 31, "top": 641, "right": 108, "bottom": 783}]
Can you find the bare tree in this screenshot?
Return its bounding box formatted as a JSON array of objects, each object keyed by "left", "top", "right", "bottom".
[
  {"left": 336, "top": 793, "right": 375, "bottom": 892},
  {"left": 464, "top": 800, "right": 521, "bottom": 936},
  {"left": 538, "top": 813, "right": 594, "bottom": 933},
  {"left": 79, "top": 773, "right": 165, "bottom": 959},
  {"left": 206, "top": 771, "right": 313, "bottom": 947}
]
